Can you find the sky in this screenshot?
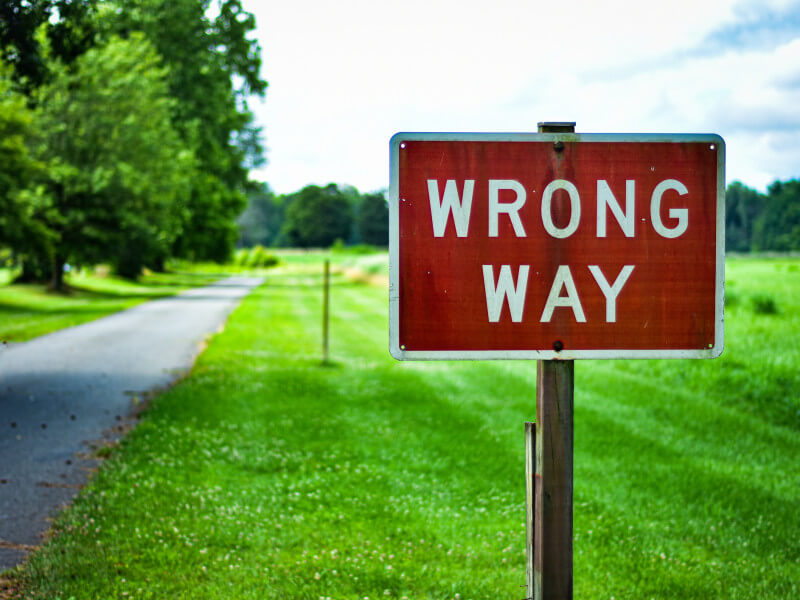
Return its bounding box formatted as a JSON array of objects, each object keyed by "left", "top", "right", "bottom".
[{"left": 242, "top": 0, "right": 800, "bottom": 195}]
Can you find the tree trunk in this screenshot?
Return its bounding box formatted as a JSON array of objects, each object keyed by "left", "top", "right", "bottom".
[
  {"left": 50, "top": 255, "right": 65, "bottom": 292},
  {"left": 152, "top": 253, "right": 167, "bottom": 273}
]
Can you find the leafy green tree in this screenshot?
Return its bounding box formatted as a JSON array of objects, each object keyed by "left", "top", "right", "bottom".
[
  {"left": 726, "top": 181, "right": 765, "bottom": 252},
  {"left": 102, "top": 0, "right": 267, "bottom": 262},
  {"left": 0, "top": 1, "right": 49, "bottom": 91},
  {"left": 2, "top": 0, "right": 102, "bottom": 282},
  {"left": 0, "top": 0, "right": 99, "bottom": 94},
  {"left": 0, "top": 64, "right": 46, "bottom": 252},
  {"left": 338, "top": 184, "right": 364, "bottom": 244},
  {"left": 283, "top": 184, "right": 353, "bottom": 248},
  {"left": 3, "top": 0, "right": 267, "bottom": 272},
  {"left": 33, "top": 33, "right": 193, "bottom": 287},
  {"left": 358, "top": 192, "right": 389, "bottom": 246},
  {"left": 752, "top": 180, "right": 800, "bottom": 252}
]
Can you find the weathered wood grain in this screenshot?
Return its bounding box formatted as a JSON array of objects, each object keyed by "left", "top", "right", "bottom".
[{"left": 535, "top": 359, "right": 574, "bottom": 599}]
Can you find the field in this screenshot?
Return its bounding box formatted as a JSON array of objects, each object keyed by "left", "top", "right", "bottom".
[{"left": 4, "top": 254, "right": 799, "bottom": 599}]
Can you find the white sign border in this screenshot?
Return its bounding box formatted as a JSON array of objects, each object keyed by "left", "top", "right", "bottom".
[{"left": 389, "top": 132, "right": 726, "bottom": 360}]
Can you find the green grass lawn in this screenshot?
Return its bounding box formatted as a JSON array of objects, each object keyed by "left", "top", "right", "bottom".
[
  {"left": 0, "top": 269, "right": 224, "bottom": 342},
  {"left": 4, "top": 256, "right": 799, "bottom": 599}
]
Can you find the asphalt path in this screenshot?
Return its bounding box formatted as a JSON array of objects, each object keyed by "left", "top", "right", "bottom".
[{"left": 0, "top": 276, "right": 263, "bottom": 572}]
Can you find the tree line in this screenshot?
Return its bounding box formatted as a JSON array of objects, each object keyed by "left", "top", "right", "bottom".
[
  {"left": 237, "top": 183, "right": 389, "bottom": 248},
  {"left": 238, "top": 179, "right": 799, "bottom": 253},
  {"left": 726, "top": 180, "right": 800, "bottom": 252},
  {"left": 0, "top": 0, "right": 266, "bottom": 289}
]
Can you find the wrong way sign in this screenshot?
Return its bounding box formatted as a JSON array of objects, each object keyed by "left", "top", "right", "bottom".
[{"left": 389, "top": 132, "right": 725, "bottom": 360}]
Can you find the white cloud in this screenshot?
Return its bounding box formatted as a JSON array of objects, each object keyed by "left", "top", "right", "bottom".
[{"left": 244, "top": 0, "right": 800, "bottom": 193}]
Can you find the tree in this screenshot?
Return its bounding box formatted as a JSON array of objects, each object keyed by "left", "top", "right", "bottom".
[
  {"left": 2, "top": 0, "right": 267, "bottom": 272},
  {"left": 338, "top": 184, "right": 364, "bottom": 244},
  {"left": 358, "top": 192, "right": 389, "bottom": 246},
  {"left": 0, "top": 0, "right": 50, "bottom": 92},
  {"left": 102, "top": 0, "right": 267, "bottom": 262},
  {"left": 33, "top": 34, "right": 193, "bottom": 287},
  {"left": 726, "top": 181, "right": 764, "bottom": 252},
  {"left": 1, "top": 0, "right": 102, "bottom": 282},
  {"left": 0, "top": 0, "right": 99, "bottom": 94},
  {"left": 283, "top": 184, "right": 353, "bottom": 248},
  {"left": 0, "top": 64, "right": 45, "bottom": 252},
  {"left": 752, "top": 180, "right": 800, "bottom": 252}
]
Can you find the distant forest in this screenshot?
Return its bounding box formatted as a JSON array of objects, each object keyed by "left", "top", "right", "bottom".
[
  {"left": 726, "top": 180, "right": 800, "bottom": 252},
  {"left": 237, "top": 183, "right": 389, "bottom": 249},
  {"left": 237, "top": 180, "right": 800, "bottom": 252}
]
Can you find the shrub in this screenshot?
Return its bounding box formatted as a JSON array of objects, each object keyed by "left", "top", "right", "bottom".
[
  {"left": 245, "top": 245, "right": 264, "bottom": 267},
  {"left": 241, "top": 245, "right": 279, "bottom": 269},
  {"left": 751, "top": 293, "right": 778, "bottom": 315},
  {"left": 233, "top": 249, "right": 249, "bottom": 267},
  {"left": 725, "top": 287, "right": 740, "bottom": 308}
]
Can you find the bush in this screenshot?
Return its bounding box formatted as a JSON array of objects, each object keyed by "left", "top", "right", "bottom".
[
  {"left": 233, "top": 249, "right": 249, "bottom": 267},
  {"left": 247, "top": 245, "right": 265, "bottom": 267},
  {"left": 725, "top": 287, "right": 740, "bottom": 308},
  {"left": 236, "top": 245, "right": 279, "bottom": 269},
  {"left": 751, "top": 293, "right": 778, "bottom": 315}
]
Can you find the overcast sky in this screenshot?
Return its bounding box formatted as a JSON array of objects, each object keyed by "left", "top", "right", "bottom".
[{"left": 242, "top": 0, "right": 800, "bottom": 195}]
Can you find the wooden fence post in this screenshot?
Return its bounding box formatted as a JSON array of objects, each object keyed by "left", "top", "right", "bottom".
[
  {"left": 322, "top": 259, "right": 330, "bottom": 363},
  {"left": 525, "top": 421, "right": 537, "bottom": 597}
]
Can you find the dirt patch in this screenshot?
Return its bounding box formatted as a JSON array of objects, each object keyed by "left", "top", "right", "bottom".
[
  {"left": 0, "top": 542, "right": 35, "bottom": 553},
  {"left": 339, "top": 266, "right": 389, "bottom": 288}
]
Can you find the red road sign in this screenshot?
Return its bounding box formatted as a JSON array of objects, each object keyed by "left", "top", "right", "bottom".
[{"left": 389, "top": 133, "right": 725, "bottom": 360}]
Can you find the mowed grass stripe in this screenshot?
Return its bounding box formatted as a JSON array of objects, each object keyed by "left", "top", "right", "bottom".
[
  {"left": 577, "top": 364, "right": 799, "bottom": 478},
  {"left": 230, "top": 277, "right": 525, "bottom": 597},
  {"left": 10, "top": 257, "right": 800, "bottom": 600}
]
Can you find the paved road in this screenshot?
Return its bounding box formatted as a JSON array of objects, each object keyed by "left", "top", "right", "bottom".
[{"left": 0, "top": 276, "right": 263, "bottom": 572}]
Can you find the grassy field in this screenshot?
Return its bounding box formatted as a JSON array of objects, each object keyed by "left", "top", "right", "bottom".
[
  {"left": 0, "top": 269, "right": 224, "bottom": 342},
  {"left": 3, "top": 254, "right": 799, "bottom": 599}
]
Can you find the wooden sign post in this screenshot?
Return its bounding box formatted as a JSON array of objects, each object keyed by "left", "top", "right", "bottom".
[
  {"left": 527, "top": 122, "right": 576, "bottom": 600},
  {"left": 389, "top": 124, "right": 725, "bottom": 600}
]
